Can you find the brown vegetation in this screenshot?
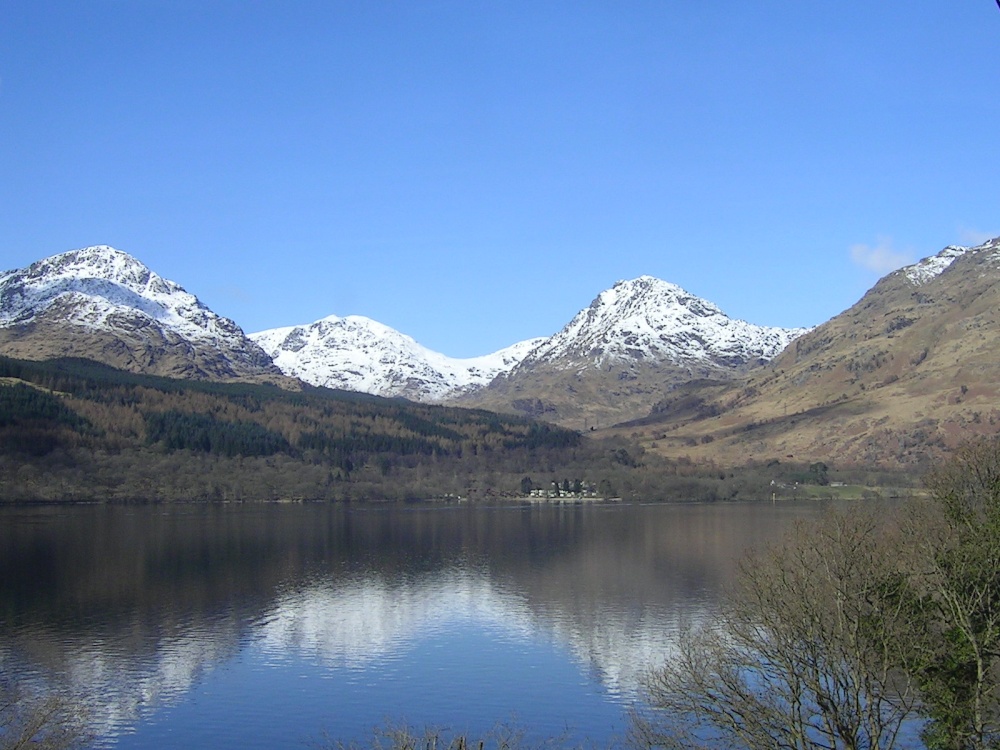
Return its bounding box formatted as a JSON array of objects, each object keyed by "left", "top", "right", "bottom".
[
  {"left": 0, "top": 354, "right": 879, "bottom": 503},
  {"left": 0, "top": 682, "right": 88, "bottom": 750},
  {"left": 619, "top": 242, "right": 1000, "bottom": 470},
  {"left": 636, "top": 435, "right": 1000, "bottom": 750}
]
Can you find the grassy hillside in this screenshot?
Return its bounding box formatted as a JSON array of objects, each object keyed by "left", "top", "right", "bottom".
[{"left": 617, "top": 242, "right": 1000, "bottom": 471}]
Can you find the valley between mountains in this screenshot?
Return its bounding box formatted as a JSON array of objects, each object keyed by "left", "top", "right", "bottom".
[{"left": 2, "top": 238, "right": 999, "bottom": 499}]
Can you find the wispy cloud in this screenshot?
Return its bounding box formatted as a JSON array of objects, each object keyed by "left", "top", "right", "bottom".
[
  {"left": 957, "top": 227, "right": 997, "bottom": 247},
  {"left": 213, "top": 284, "right": 255, "bottom": 303},
  {"left": 849, "top": 237, "right": 915, "bottom": 275}
]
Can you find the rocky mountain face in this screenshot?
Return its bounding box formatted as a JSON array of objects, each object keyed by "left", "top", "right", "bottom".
[
  {"left": 627, "top": 237, "right": 1000, "bottom": 469},
  {"left": 0, "top": 246, "right": 281, "bottom": 381},
  {"left": 455, "top": 276, "right": 809, "bottom": 428},
  {"left": 250, "top": 316, "right": 544, "bottom": 401}
]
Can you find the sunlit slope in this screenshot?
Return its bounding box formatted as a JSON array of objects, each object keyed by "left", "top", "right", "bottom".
[{"left": 625, "top": 237, "right": 1000, "bottom": 469}]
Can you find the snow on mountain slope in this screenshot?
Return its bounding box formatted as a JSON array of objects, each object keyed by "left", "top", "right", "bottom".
[
  {"left": 902, "top": 245, "right": 973, "bottom": 285},
  {"left": 251, "top": 315, "right": 544, "bottom": 401},
  {"left": 254, "top": 275, "right": 809, "bottom": 406},
  {"left": 898, "top": 237, "right": 1000, "bottom": 286},
  {"left": 0, "top": 245, "right": 276, "bottom": 377},
  {"left": 518, "top": 275, "right": 809, "bottom": 372},
  {"left": 0, "top": 247, "right": 812, "bottom": 402}
]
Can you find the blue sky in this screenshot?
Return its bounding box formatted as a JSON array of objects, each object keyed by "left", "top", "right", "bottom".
[{"left": 2, "top": 2, "right": 998, "bottom": 357}]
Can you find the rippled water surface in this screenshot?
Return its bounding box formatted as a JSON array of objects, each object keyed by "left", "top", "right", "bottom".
[{"left": 0, "top": 502, "right": 826, "bottom": 747}]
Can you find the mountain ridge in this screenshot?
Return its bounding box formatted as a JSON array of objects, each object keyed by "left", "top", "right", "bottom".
[
  {"left": 250, "top": 315, "right": 545, "bottom": 401},
  {"left": 0, "top": 246, "right": 814, "bottom": 420},
  {"left": 251, "top": 274, "right": 807, "bottom": 407},
  {"left": 11, "top": 237, "right": 996, "bottom": 471},
  {"left": 521, "top": 275, "right": 807, "bottom": 369}
]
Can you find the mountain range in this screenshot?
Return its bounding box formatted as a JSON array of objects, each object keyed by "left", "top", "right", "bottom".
[
  {"left": 249, "top": 274, "right": 807, "bottom": 422},
  {"left": 0, "top": 246, "right": 805, "bottom": 411},
  {"left": 2, "top": 238, "right": 998, "bottom": 470}
]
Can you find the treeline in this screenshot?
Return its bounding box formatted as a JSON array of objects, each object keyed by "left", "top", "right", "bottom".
[
  {"left": 145, "top": 410, "right": 290, "bottom": 458},
  {"left": 0, "top": 380, "right": 99, "bottom": 458},
  {"left": 0, "top": 382, "right": 92, "bottom": 431}
]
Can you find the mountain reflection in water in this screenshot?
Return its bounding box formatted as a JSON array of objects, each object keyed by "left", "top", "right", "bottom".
[{"left": 0, "top": 502, "right": 821, "bottom": 748}]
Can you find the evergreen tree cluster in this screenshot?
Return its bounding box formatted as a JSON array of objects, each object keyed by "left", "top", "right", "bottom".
[
  {"left": 0, "top": 355, "right": 605, "bottom": 501},
  {"left": 145, "top": 410, "right": 290, "bottom": 458},
  {"left": 0, "top": 382, "right": 91, "bottom": 431}
]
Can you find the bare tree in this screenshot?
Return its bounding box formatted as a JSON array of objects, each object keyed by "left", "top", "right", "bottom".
[
  {"left": 636, "top": 507, "right": 919, "bottom": 750},
  {"left": 0, "top": 682, "right": 88, "bottom": 750},
  {"left": 894, "top": 437, "right": 1000, "bottom": 750}
]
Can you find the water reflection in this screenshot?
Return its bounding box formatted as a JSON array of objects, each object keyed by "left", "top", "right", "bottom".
[
  {"left": 0, "top": 502, "right": 818, "bottom": 746},
  {"left": 257, "top": 570, "right": 537, "bottom": 668}
]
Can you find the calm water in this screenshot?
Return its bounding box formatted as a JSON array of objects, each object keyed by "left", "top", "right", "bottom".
[{"left": 0, "top": 501, "right": 827, "bottom": 748}]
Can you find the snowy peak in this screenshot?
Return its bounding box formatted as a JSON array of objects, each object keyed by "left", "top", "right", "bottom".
[
  {"left": 460, "top": 275, "right": 811, "bottom": 428},
  {"left": 0, "top": 245, "right": 277, "bottom": 379},
  {"left": 19, "top": 245, "right": 172, "bottom": 293},
  {"left": 253, "top": 274, "right": 808, "bottom": 409},
  {"left": 900, "top": 236, "right": 1000, "bottom": 286},
  {"left": 1, "top": 245, "right": 223, "bottom": 339},
  {"left": 1, "top": 246, "right": 814, "bottom": 406},
  {"left": 523, "top": 275, "right": 808, "bottom": 370},
  {"left": 250, "top": 315, "right": 544, "bottom": 401}
]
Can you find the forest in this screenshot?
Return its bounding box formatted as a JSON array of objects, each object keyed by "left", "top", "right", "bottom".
[{"left": 0, "top": 355, "right": 914, "bottom": 503}]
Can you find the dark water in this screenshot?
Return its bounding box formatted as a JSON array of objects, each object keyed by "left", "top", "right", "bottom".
[{"left": 0, "top": 501, "right": 825, "bottom": 748}]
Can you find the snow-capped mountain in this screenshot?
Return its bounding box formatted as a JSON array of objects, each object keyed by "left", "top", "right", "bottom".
[
  {"left": 522, "top": 275, "right": 808, "bottom": 371},
  {"left": 251, "top": 276, "right": 806, "bottom": 408},
  {"left": 460, "top": 276, "right": 810, "bottom": 427},
  {"left": 0, "top": 246, "right": 278, "bottom": 379},
  {"left": 251, "top": 315, "right": 544, "bottom": 401}
]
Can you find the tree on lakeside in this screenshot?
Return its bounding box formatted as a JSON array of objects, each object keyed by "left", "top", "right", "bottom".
[{"left": 637, "top": 436, "right": 1000, "bottom": 750}]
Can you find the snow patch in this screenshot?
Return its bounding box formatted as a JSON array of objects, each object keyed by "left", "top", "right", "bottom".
[{"left": 902, "top": 246, "right": 970, "bottom": 285}]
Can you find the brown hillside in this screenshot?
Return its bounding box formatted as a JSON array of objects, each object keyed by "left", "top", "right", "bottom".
[
  {"left": 619, "top": 238, "right": 1000, "bottom": 470},
  {"left": 458, "top": 359, "right": 740, "bottom": 432},
  {"left": 0, "top": 309, "right": 279, "bottom": 382}
]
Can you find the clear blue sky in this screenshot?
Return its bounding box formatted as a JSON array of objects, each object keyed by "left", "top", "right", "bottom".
[{"left": 2, "top": 2, "right": 998, "bottom": 357}]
